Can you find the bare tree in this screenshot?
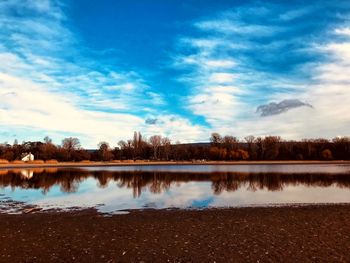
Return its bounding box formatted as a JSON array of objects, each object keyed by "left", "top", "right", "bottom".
[
  {"left": 149, "top": 135, "right": 162, "bottom": 160},
  {"left": 44, "top": 136, "right": 52, "bottom": 144},
  {"left": 39, "top": 139, "right": 58, "bottom": 160},
  {"left": 97, "top": 141, "right": 113, "bottom": 161},
  {"left": 62, "top": 137, "right": 81, "bottom": 152},
  {"left": 255, "top": 137, "right": 265, "bottom": 160},
  {"left": 118, "top": 140, "right": 132, "bottom": 159},
  {"left": 263, "top": 136, "right": 282, "bottom": 160},
  {"left": 244, "top": 135, "right": 255, "bottom": 144},
  {"left": 132, "top": 131, "right": 144, "bottom": 158},
  {"left": 210, "top": 133, "right": 222, "bottom": 146},
  {"left": 222, "top": 135, "right": 239, "bottom": 151},
  {"left": 245, "top": 135, "right": 256, "bottom": 160},
  {"left": 161, "top": 137, "right": 171, "bottom": 160}
]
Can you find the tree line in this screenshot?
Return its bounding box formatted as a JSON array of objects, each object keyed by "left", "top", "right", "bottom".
[{"left": 0, "top": 132, "right": 349, "bottom": 162}]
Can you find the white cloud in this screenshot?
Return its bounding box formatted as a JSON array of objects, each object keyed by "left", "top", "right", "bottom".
[
  {"left": 188, "top": 92, "right": 243, "bottom": 127},
  {"left": 146, "top": 91, "right": 166, "bottom": 106},
  {"left": 181, "top": 38, "right": 221, "bottom": 50},
  {"left": 209, "top": 72, "right": 236, "bottom": 83},
  {"left": 0, "top": 72, "right": 207, "bottom": 147},
  {"left": 221, "top": 27, "right": 350, "bottom": 139},
  {"left": 0, "top": 0, "right": 207, "bottom": 146},
  {"left": 204, "top": 60, "right": 236, "bottom": 68},
  {"left": 335, "top": 27, "right": 350, "bottom": 36},
  {"left": 278, "top": 7, "right": 313, "bottom": 21},
  {"left": 322, "top": 42, "right": 350, "bottom": 61},
  {"left": 175, "top": 10, "right": 350, "bottom": 139},
  {"left": 0, "top": 73, "right": 142, "bottom": 142},
  {"left": 142, "top": 114, "right": 209, "bottom": 143},
  {"left": 2, "top": 0, "right": 350, "bottom": 145},
  {"left": 195, "top": 19, "right": 280, "bottom": 36}
]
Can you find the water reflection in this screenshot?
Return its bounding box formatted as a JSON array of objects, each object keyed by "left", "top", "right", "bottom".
[
  {"left": 1, "top": 166, "right": 350, "bottom": 213},
  {"left": 1, "top": 168, "right": 350, "bottom": 197}
]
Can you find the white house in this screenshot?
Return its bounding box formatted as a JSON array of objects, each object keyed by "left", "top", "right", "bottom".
[{"left": 21, "top": 153, "right": 34, "bottom": 162}]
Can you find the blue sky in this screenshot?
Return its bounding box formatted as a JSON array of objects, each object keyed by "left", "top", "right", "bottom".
[{"left": 1, "top": 0, "right": 350, "bottom": 147}]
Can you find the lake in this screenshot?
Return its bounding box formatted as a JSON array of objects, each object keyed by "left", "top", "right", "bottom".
[{"left": 1, "top": 164, "right": 350, "bottom": 214}]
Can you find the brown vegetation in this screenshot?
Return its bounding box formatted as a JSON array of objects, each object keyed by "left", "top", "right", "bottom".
[
  {"left": 11, "top": 160, "right": 24, "bottom": 164},
  {"left": 1, "top": 133, "right": 350, "bottom": 162},
  {"left": 45, "top": 159, "right": 58, "bottom": 164},
  {"left": 28, "top": 160, "right": 45, "bottom": 164}
]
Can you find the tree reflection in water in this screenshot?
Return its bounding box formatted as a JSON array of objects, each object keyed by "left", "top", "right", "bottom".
[{"left": 0, "top": 168, "right": 350, "bottom": 198}]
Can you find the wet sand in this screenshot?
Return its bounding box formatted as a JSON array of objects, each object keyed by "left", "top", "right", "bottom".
[
  {"left": 0, "top": 205, "right": 349, "bottom": 262},
  {"left": 1, "top": 160, "right": 350, "bottom": 170}
]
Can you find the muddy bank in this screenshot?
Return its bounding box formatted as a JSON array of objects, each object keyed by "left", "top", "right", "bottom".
[{"left": 0, "top": 205, "right": 349, "bottom": 262}]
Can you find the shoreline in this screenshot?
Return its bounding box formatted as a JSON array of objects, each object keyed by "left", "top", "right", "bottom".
[
  {"left": 1, "top": 204, "right": 349, "bottom": 262},
  {"left": 1, "top": 160, "right": 350, "bottom": 170}
]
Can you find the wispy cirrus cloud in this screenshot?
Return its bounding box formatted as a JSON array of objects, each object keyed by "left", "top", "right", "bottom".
[
  {"left": 172, "top": 1, "right": 350, "bottom": 139},
  {"left": 1, "top": 0, "right": 350, "bottom": 145},
  {"left": 195, "top": 19, "right": 282, "bottom": 36},
  {"left": 0, "top": 1, "right": 159, "bottom": 114},
  {"left": 0, "top": 0, "right": 207, "bottom": 146}
]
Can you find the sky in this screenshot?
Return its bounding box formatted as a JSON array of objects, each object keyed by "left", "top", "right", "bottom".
[{"left": 1, "top": 0, "right": 350, "bottom": 148}]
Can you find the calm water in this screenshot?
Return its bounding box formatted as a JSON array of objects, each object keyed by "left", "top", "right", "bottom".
[{"left": 1, "top": 164, "right": 350, "bottom": 214}]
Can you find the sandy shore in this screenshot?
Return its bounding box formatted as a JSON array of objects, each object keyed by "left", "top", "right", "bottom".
[
  {"left": 1, "top": 160, "right": 350, "bottom": 170},
  {"left": 0, "top": 205, "right": 349, "bottom": 262}
]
